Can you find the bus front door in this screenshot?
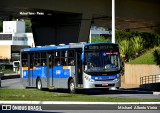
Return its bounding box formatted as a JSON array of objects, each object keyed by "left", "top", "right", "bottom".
[{"left": 75, "top": 51, "right": 83, "bottom": 87}]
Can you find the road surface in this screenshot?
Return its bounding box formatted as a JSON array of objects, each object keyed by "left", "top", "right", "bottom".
[{"left": 1, "top": 78, "right": 160, "bottom": 99}]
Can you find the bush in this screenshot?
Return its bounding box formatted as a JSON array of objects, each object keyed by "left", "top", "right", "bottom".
[
  {"left": 131, "top": 36, "right": 144, "bottom": 57},
  {"left": 91, "top": 36, "right": 110, "bottom": 42},
  {"left": 153, "top": 49, "right": 160, "bottom": 65}
]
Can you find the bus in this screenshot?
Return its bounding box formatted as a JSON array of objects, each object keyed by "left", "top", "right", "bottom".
[{"left": 20, "top": 42, "right": 122, "bottom": 93}]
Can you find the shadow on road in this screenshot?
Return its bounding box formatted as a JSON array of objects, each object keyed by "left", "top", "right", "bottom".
[{"left": 47, "top": 88, "right": 153, "bottom": 95}]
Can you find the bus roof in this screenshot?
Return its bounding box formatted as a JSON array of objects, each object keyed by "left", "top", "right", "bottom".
[{"left": 21, "top": 42, "right": 118, "bottom": 52}]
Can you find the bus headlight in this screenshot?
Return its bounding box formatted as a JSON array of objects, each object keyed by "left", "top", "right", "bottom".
[
  {"left": 113, "top": 78, "right": 118, "bottom": 81},
  {"left": 84, "top": 75, "right": 94, "bottom": 82}
]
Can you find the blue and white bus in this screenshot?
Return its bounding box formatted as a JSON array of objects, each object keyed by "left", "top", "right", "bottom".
[{"left": 20, "top": 42, "right": 122, "bottom": 93}]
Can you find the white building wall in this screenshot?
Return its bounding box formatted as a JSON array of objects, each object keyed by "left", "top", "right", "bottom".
[
  {"left": 0, "top": 40, "right": 12, "bottom": 45},
  {"left": 26, "top": 33, "right": 35, "bottom": 47},
  {"left": 3, "top": 21, "right": 25, "bottom": 33}
]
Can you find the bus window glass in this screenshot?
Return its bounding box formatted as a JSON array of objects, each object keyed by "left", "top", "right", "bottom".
[
  {"left": 22, "top": 53, "right": 28, "bottom": 59},
  {"left": 55, "top": 51, "right": 60, "bottom": 57},
  {"left": 68, "top": 50, "right": 74, "bottom": 57},
  {"left": 41, "top": 52, "right": 47, "bottom": 58},
  {"left": 22, "top": 60, "right": 28, "bottom": 67},
  {"left": 34, "top": 52, "right": 40, "bottom": 66},
  {"left": 85, "top": 52, "right": 120, "bottom": 72}
]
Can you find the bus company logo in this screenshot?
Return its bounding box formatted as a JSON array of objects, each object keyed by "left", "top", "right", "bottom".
[
  {"left": 99, "top": 77, "right": 102, "bottom": 80},
  {"left": 2, "top": 105, "right": 11, "bottom": 110},
  {"left": 23, "top": 72, "right": 26, "bottom": 76},
  {"left": 56, "top": 70, "right": 61, "bottom": 75},
  {"left": 95, "top": 77, "right": 102, "bottom": 80}
]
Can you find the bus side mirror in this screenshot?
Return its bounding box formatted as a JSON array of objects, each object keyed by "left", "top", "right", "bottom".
[{"left": 81, "top": 53, "right": 85, "bottom": 62}]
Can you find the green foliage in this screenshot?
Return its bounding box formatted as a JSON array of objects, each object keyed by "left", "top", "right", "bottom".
[
  {"left": 153, "top": 48, "right": 160, "bottom": 65},
  {"left": 129, "top": 47, "right": 160, "bottom": 64},
  {"left": 0, "top": 88, "right": 160, "bottom": 102},
  {"left": 128, "top": 50, "right": 155, "bottom": 64},
  {"left": 25, "top": 19, "right": 32, "bottom": 32},
  {"left": 141, "top": 32, "right": 160, "bottom": 49},
  {"left": 131, "top": 36, "right": 144, "bottom": 55},
  {"left": 0, "top": 21, "right": 2, "bottom": 32},
  {"left": 119, "top": 40, "right": 131, "bottom": 61},
  {"left": 91, "top": 36, "right": 110, "bottom": 43}
]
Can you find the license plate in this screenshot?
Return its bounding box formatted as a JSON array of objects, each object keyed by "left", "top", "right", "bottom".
[{"left": 102, "top": 83, "right": 108, "bottom": 86}]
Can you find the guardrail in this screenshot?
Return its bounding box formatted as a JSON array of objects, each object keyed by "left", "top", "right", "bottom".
[
  {"left": 140, "top": 74, "right": 160, "bottom": 91},
  {"left": 140, "top": 74, "right": 160, "bottom": 85}
]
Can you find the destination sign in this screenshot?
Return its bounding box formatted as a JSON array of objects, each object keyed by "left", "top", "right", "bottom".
[{"left": 84, "top": 44, "right": 119, "bottom": 51}]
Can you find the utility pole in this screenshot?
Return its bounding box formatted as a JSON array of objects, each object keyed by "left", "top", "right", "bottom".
[{"left": 112, "top": 0, "right": 115, "bottom": 43}]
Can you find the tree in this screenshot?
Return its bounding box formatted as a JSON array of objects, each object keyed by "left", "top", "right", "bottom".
[
  {"left": 25, "top": 19, "right": 32, "bottom": 32},
  {"left": 0, "top": 21, "right": 2, "bottom": 32}
]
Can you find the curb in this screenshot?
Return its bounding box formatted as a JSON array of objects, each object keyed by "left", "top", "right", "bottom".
[
  {"left": 1, "top": 75, "right": 20, "bottom": 80},
  {"left": 153, "top": 92, "right": 160, "bottom": 95}
]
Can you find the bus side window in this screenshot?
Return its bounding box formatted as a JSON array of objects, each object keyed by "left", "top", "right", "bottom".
[
  {"left": 68, "top": 50, "right": 75, "bottom": 66},
  {"left": 69, "top": 59, "right": 74, "bottom": 66},
  {"left": 55, "top": 60, "right": 61, "bottom": 66},
  {"left": 41, "top": 52, "right": 47, "bottom": 66},
  {"left": 22, "top": 60, "right": 28, "bottom": 67},
  {"left": 41, "top": 59, "right": 46, "bottom": 66}
]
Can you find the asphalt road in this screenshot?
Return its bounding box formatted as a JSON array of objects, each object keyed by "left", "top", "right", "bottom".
[
  {"left": 1, "top": 78, "right": 160, "bottom": 99},
  {"left": 1, "top": 78, "right": 160, "bottom": 112},
  {"left": 1, "top": 78, "right": 24, "bottom": 89}
]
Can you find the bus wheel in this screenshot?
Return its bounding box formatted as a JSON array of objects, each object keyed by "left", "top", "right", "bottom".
[
  {"left": 37, "top": 78, "right": 42, "bottom": 90},
  {"left": 69, "top": 79, "right": 76, "bottom": 94}
]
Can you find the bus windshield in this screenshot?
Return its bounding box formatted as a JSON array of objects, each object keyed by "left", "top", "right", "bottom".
[{"left": 85, "top": 51, "right": 120, "bottom": 72}]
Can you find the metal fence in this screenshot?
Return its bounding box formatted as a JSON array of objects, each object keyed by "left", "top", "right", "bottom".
[{"left": 140, "top": 74, "right": 160, "bottom": 85}]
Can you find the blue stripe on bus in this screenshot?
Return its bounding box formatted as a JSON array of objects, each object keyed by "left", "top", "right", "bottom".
[
  {"left": 22, "top": 66, "right": 70, "bottom": 79},
  {"left": 53, "top": 66, "right": 70, "bottom": 78},
  {"left": 91, "top": 75, "right": 118, "bottom": 80}
]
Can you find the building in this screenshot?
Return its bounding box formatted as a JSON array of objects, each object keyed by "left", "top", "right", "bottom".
[{"left": 0, "top": 20, "right": 34, "bottom": 61}]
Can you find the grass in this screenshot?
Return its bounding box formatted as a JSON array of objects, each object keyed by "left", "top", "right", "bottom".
[
  {"left": 0, "top": 88, "right": 160, "bottom": 102},
  {"left": 128, "top": 47, "right": 159, "bottom": 64},
  {"left": 2, "top": 69, "right": 14, "bottom": 73}
]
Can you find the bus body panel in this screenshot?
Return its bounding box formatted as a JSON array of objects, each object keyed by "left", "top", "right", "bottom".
[
  {"left": 83, "top": 72, "right": 121, "bottom": 89},
  {"left": 21, "top": 65, "right": 76, "bottom": 89}
]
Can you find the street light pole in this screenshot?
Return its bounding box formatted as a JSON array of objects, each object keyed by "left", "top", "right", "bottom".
[{"left": 112, "top": 0, "right": 115, "bottom": 43}]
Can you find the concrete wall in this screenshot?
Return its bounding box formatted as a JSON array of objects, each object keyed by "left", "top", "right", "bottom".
[
  {"left": 124, "top": 64, "right": 160, "bottom": 85},
  {"left": 0, "top": 45, "right": 11, "bottom": 59}
]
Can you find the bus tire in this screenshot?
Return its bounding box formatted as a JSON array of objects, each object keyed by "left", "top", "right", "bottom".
[
  {"left": 36, "top": 78, "right": 42, "bottom": 90},
  {"left": 68, "top": 79, "right": 76, "bottom": 94}
]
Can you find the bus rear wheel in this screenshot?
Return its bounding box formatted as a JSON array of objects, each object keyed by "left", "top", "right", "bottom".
[
  {"left": 68, "top": 79, "right": 76, "bottom": 94},
  {"left": 37, "top": 78, "right": 42, "bottom": 90}
]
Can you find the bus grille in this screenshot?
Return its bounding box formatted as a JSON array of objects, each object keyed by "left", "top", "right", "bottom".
[
  {"left": 95, "top": 79, "right": 115, "bottom": 81},
  {"left": 95, "top": 84, "right": 114, "bottom": 87}
]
